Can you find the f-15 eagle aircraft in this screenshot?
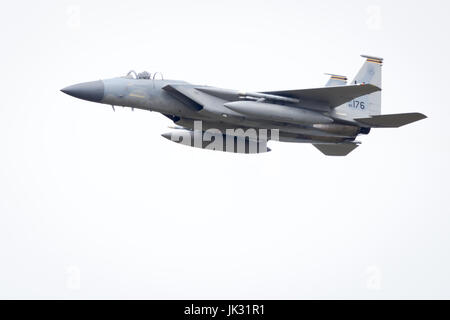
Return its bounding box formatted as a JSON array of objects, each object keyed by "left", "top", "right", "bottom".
[{"left": 61, "top": 55, "right": 426, "bottom": 156}]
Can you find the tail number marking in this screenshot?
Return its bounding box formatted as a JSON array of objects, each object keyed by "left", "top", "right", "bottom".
[{"left": 349, "top": 100, "right": 365, "bottom": 110}]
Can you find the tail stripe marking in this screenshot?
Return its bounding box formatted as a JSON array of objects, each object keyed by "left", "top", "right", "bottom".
[
  {"left": 366, "top": 58, "right": 383, "bottom": 64},
  {"left": 331, "top": 76, "right": 347, "bottom": 80}
]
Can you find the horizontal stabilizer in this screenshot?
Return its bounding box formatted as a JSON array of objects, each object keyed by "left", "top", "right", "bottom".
[
  {"left": 313, "top": 143, "right": 359, "bottom": 156},
  {"left": 355, "top": 113, "right": 427, "bottom": 128},
  {"left": 264, "top": 84, "right": 380, "bottom": 108}
]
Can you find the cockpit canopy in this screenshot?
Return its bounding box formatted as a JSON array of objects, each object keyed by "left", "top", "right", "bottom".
[{"left": 124, "top": 70, "right": 163, "bottom": 80}]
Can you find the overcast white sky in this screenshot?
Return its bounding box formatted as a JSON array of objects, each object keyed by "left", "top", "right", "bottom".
[{"left": 1, "top": 0, "right": 449, "bottom": 299}]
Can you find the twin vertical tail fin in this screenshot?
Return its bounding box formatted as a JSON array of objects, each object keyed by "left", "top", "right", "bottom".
[
  {"left": 325, "top": 73, "right": 347, "bottom": 87},
  {"left": 317, "top": 55, "right": 426, "bottom": 156},
  {"left": 337, "top": 55, "right": 426, "bottom": 128},
  {"left": 335, "top": 55, "right": 383, "bottom": 118}
]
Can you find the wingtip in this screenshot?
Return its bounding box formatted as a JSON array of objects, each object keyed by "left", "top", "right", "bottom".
[
  {"left": 417, "top": 113, "right": 428, "bottom": 120},
  {"left": 357, "top": 83, "right": 381, "bottom": 92}
]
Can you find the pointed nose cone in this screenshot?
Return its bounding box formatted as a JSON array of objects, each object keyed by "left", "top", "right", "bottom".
[{"left": 61, "top": 80, "right": 104, "bottom": 103}]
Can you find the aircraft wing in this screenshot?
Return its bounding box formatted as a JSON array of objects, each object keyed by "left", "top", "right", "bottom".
[
  {"left": 263, "top": 84, "right": 381, "bottom": 108},
  {"left": 163, "top": 84, "right": 243, "bottom": 116},
  {"left": 162, "top": 84, "right": 204, "bottom": 111},
  {"left": 163, "top": 83, "right": 381, "bottom": 115}
]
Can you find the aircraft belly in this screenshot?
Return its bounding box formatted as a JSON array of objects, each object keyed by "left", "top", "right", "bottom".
[
  {"left": 278, "top": 133, "right": 349, "bottom": 144},
  {"left": 174, "top": 116, "right": 358, "bottom": 142}
]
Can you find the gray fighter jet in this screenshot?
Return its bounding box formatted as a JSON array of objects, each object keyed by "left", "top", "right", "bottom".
[{"left": 61, "top": 55, "right": 426, "bottom": 156}]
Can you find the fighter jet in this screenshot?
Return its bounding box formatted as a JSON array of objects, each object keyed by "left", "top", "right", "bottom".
[{"left": 61, "top": 55, "right": 426, "bottom": 156}]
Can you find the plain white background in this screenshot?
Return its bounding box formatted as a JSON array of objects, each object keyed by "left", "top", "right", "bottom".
[{"left": 1, "top": 0, "right": 449, "bottom": 299}]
